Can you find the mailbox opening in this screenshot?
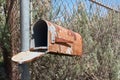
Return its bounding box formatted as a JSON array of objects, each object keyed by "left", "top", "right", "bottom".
[{"left": 32, "top": 20, "right": 48, "bottom": 51}]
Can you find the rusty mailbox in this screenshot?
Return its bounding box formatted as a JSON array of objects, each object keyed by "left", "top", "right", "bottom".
[
  {"left": 30, "top": 20, "right": 82, "bottom": 56},
  {"left": 12, "top": 20, "right": 82, "bottom": 64}
]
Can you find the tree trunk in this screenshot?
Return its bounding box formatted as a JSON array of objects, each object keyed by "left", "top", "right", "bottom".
[
  {"left": 6, "top": 0, "right": 20, "bottom": 80},
  {"left": 0, "top": 42, "right": 12, "bottom": 79}
]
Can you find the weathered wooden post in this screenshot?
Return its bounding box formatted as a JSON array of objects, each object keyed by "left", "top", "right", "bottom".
[{"left": 12, "top": 19, "right": 82, "bottom": 78}]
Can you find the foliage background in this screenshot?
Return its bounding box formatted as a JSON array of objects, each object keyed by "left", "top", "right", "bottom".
[
  {"left": 0, "top": 0, "right": 120, "bottom": 80},
  {"left": 30, "top": 0, "right": 120, "bottom": 80}
]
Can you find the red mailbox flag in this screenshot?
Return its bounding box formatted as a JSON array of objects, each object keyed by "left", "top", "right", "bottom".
[{"left": 12, "top": 20, "right": 82, "bottom": 64}]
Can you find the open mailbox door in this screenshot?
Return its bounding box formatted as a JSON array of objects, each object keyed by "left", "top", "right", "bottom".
[{"left": 12, "top": 20, "right": 82, "bottom": 64}]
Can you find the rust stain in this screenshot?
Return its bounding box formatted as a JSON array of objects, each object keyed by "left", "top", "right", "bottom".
[
  {"left": 67, "top": 30, "right": 77, "bottom": 40},
  {"left": 56, "top": 26, "right": 61, "bottom": 32},
  {"left": 45, "top": 20, "right": 82, "bottom": 56}
]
